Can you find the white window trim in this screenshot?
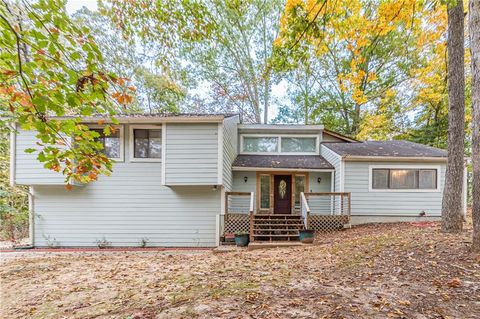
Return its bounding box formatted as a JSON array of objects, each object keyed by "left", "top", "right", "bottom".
[
  {"left": 89, "top": 124, "right": 124, "bottom": 162},
  {"left": 240, "top": 134, "right": 319, "bottom": 155},
  {"left": 129, "top": 124, "right": 163, "bottom": 162},
  {"left": 368, "top": 164, "right": 441, "bottom": 193}
]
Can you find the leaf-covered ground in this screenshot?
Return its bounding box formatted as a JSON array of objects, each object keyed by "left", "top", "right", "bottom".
[{"left": 1, "top": 222, "right": 479, "bottom": 319}]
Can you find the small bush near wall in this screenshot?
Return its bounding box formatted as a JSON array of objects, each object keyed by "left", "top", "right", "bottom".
[{"left": 0, "top": 188, "right": 29, "bottom": 242}]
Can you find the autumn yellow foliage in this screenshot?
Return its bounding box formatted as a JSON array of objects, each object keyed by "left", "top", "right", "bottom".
[{"left": 276, "top": 0, "right": 449, "bottom": 138}]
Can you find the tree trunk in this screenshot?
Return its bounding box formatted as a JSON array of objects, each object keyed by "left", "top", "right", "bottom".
[
  {"left": 263, "top": 74, "right": 270, "bottom": 124},
  {"left": 442, "top": 0, "right": 465, "bottom": 233},
  {"left": 469, "top": 0, "right": 480, "bottom": 251}
]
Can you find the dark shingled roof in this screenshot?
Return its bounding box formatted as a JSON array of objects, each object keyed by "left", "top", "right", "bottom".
[
  {"left": 232, "top": 155, "right": 334, "bottom": 170},
  {"left": 323, "top": 140, "right": 447, "bottom": 158}
]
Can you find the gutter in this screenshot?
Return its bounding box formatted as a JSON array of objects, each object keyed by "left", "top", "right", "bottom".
[
  {"left": 232, "top": 167, "right": 335, "bottom": 172},
  {"left": 342, "top": 155, "right": 448, "bottom": 162},
  {"left": 53, "top": 116, "right": 227, "bottom": 124}
]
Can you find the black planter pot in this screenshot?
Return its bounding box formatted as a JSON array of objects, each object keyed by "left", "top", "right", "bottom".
[
  {"left": 299, "top": 229, "right": 315, "bottom": 244},
  {"left": 234, "top": 234, "right": 250, "bottom": 247}
]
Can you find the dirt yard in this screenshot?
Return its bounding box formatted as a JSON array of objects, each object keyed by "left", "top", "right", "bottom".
[{"left": 1, "top": 222, "right": 479, "bottom": 319}]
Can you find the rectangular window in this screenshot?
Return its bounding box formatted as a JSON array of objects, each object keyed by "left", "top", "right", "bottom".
[
  {"left": 294, "top": 175, "right": 306, "bottom": 206},
  {"left": 372, "top": 168, "right": 437, "bottom": 190},
  {"left": 419, "top": 169, "right": 437, "bottom": 189},
  {"left": 92, "top": 128, "right": 121, "bottom": 159},
  {"left": 133, "top": 129, "right": 162, "bottom": 159},
  {"left": 281, "top": 137, "right": 316, "bottom": 153},
  {"left": 260, "top": 175, "right": 271, "bottom": 209},
  {"left": 243, "top": 137, "right": 278, "bottom": 153}
]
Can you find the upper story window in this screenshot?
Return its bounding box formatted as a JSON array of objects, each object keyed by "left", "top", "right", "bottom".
[
  {"left": 243, "top": 137, "right": 278, "bottom": 153},
  {"left": 91, "top": 126, "right": 124, "bottom": 161},
  {"left": 129, "top": 125, "right": 162, "bottom": 162},
  {"left": 282, "top": 137, "right": 316, "bottom": 153},
  {"left": 371, "top": 167, "right": 439, "bottom": 191},
  {"left": 241, "top": 135, "right": 318, "bottom": 154}
]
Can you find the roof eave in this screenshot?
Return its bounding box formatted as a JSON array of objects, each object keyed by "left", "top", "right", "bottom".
[
  {"left": 342, "top": 155, "right": 448, "bottom": 162},
  {"left": 53, "top": 116, "right": 227, "bottom": 124},
  {"left": 238, "top": 124, "right": 324, "bottom": 130},
  {"left": 232, "top": 167, "right": 335, "bottom": 172}
]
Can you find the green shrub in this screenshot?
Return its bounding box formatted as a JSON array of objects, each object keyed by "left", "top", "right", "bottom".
[{"left": 0, "top": 188, "right": 29, "bottom": 242}]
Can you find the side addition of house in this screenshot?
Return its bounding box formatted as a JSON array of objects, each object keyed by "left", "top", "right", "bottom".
[{"left": 10, "top": 114, "right": 467, "bottom": 247}]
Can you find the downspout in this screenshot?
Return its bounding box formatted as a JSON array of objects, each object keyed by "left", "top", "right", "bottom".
[
  {"left": 28, "top": 186, "right": 35, "bottom": 247},
  {"left": 9, "top": 123, "right": 16, "bottom": 187}
]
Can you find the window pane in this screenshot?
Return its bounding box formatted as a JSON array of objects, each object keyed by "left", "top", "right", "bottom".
[
  {"left": 294, "top": 175, "right": 306, "bottom": 206},
  {"left": 148, "top": 137, "right": 162, "bottom": 158},
  {"left": 419, "top": 169, "right": 436, "bottom": 189},
  {"left": 390, "top": 169, "right": 418, "bottom": 189},
  {"left": 149, "top": 129, "right": 161, "bottom": 139},
  {"left": 372, "top": 169, "right": 389, "bottom": 189},
  {"left": 104, "top": 137, "right": 120, "bottom": 158},
  {"left": 282, "top": 137, "right": 316, "bottom": 153},
  {"left": 134, "top": 129, "right": 162, "bottom": 159},
  {"left": 243, "top": 137, "right": 278, "bottom": 152},
  {"left": 92, "top": 128, "right": 120, "bottom": 159},
  {"left": 134, "top": 129, "right": 148, "bottom": 139},
  {"left": 134, "top": 138, "right": 149, "bottom": 158},
  {"left": 260, "top": 175, "right": 270, "bottom": 209}
]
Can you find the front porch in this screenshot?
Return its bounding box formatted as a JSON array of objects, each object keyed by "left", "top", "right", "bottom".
[{"left": 219, "top": 191, "right": 351, "bottom": 245}]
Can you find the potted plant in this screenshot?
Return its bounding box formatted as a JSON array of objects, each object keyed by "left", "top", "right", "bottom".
[
  {"left": 234, "top": 232, "right": 250, "bottom": 247},
  {"left": 299, "top": 229, "right": 315, "bottom": 244}
]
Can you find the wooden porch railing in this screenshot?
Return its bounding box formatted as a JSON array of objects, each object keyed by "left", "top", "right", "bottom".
[
  {"left": 249, "top": 192, "right": 254, "bottom": 242},
  {"left": 300, "top": 192, "right": 311, "bottom": 229},
  {"left": 302, "top": 192, "right": 351, "bottom": 232},
  {"left": 303, "top": 192, "right": 351, "bottom": 216}
]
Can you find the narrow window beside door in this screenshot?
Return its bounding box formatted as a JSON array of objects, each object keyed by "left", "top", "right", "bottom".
[
  {"left": 294, "top": 175, "right": 306, "bottom": 207},
  {"left": 260, "top": 175, "right": 271, "bottom": 210}
]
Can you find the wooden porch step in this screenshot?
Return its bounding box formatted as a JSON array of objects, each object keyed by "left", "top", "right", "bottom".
[
  {"left": 253, "top": 223, "right": 303, "bottom": 226},
  {"left": 253, "top": 219, "right": 302, "bottom": 222},
  {"left": 253, "top": 234, "right": 300, "bottom": 237},
  {"left": 248, "top": 241, "right": 304, "bottom": 250},
  {"left": 253, "top": 226, "right": 304, "bottom": 230},
  {"left": 254, "top": 229, "right": 299, "bottom": 232}
]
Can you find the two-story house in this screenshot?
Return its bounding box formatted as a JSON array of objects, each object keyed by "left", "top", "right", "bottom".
[{"left": 10, "top": 113, "right": 467, "bottom": 247}]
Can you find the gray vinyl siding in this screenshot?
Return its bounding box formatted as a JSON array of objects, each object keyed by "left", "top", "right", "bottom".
[
  {"left": 164, "top": 123, "right": 219, "bottom": 185},
  {"left": 222, "top": 116, "right": 239, "bottom": 191},
  {"left": 344, "top": 161, "right": 446, "bottom": 217},
  {"left": 308, "top": 172, "right": 332, "bottom": 193},
  {"left": 14, "top": 130, "right": 66, "bottom": 185},
  {"left": 321, "top": 144, "right": 342, "bottom": 191},
  {"left": 230, "top": 171, "right": 257, "bottom": 213},
  {"left": 33, "top": 124, "right": 221, "bottom": 247}
]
